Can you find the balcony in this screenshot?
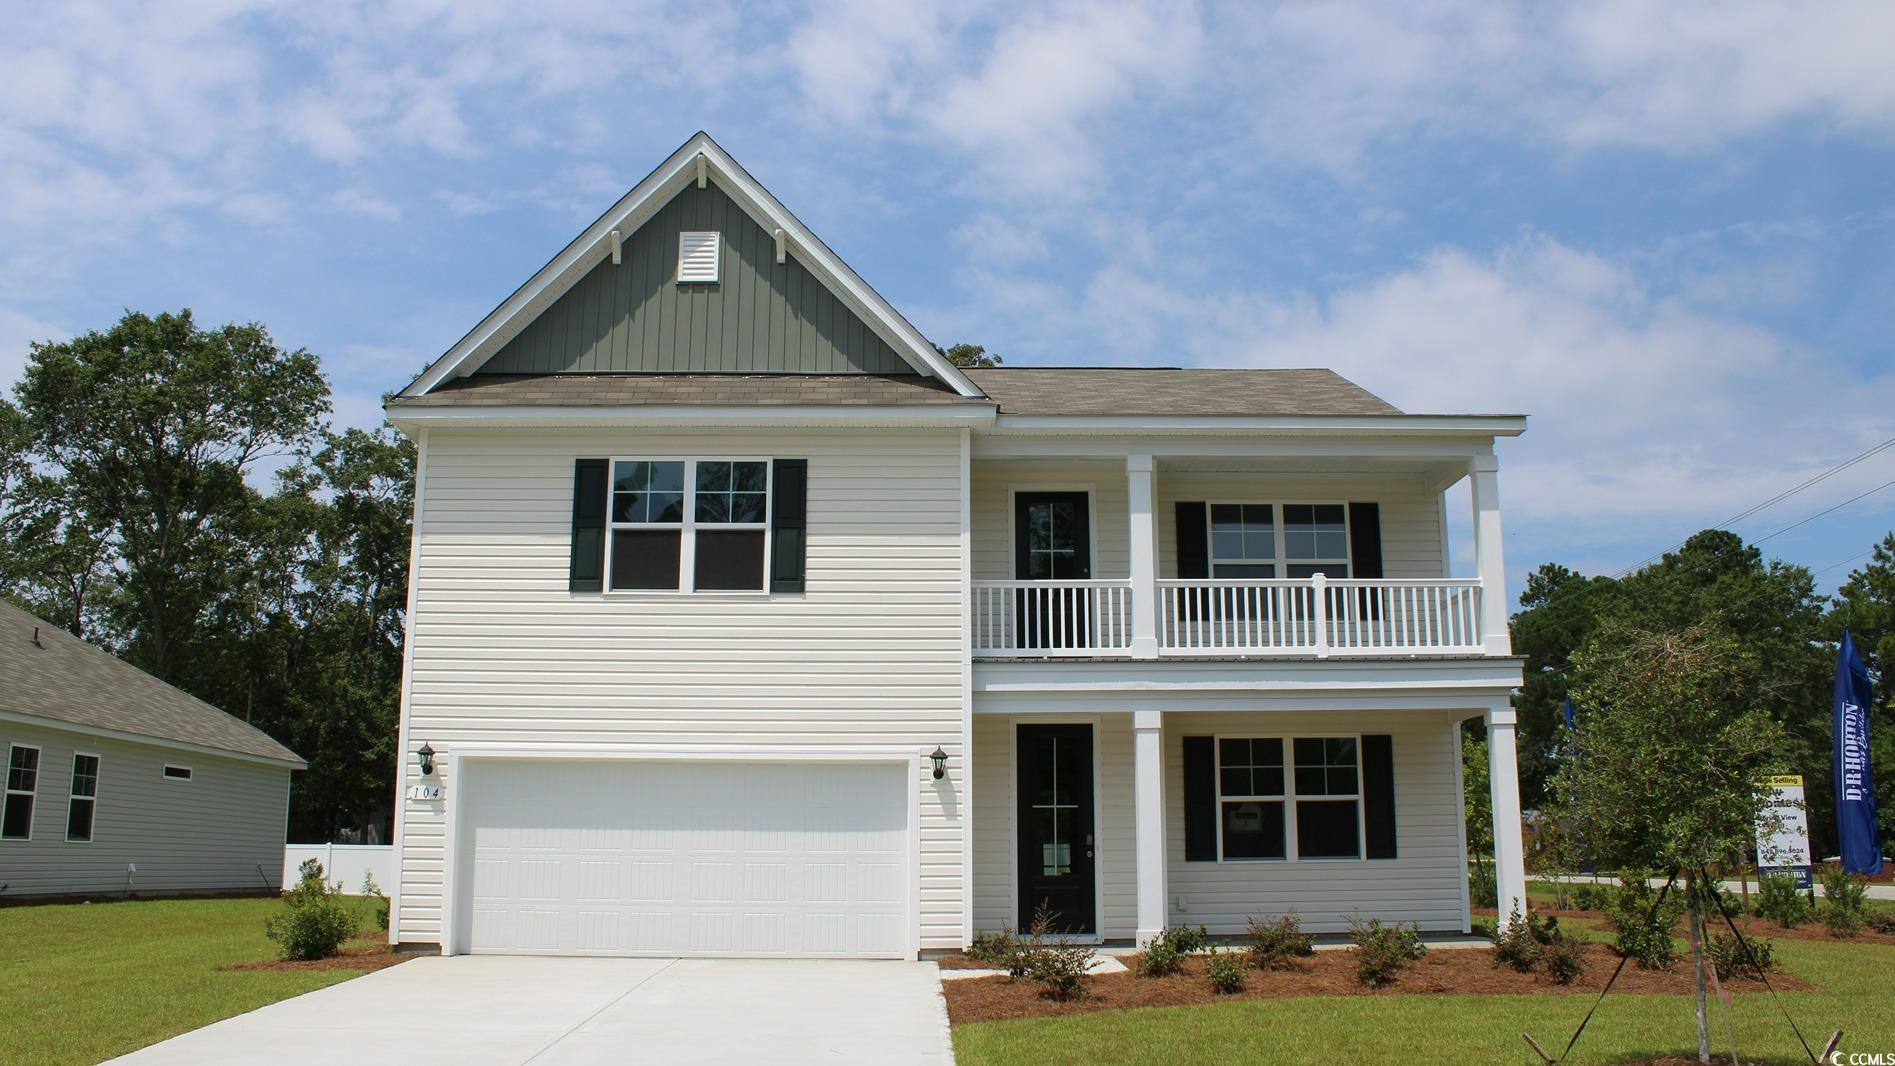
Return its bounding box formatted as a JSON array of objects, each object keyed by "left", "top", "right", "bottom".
[{"left": 972, "top": 575, "right": 1486, "bottom": 658}]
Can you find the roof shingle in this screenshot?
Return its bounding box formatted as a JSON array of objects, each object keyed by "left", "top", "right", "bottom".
[
  {"left": 0, "top": 600, "right": 303, "bottom": 765},
  {"left": 962, "top": 367, "right": 1402, "bottom": 416}
]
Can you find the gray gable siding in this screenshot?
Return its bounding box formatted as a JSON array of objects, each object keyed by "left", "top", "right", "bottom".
[
  {"left": 0, "top": 720, "right": 289, "bottom": 897},
  {"left": 478, "top": 182, "right": 913, "bottom": 376}
]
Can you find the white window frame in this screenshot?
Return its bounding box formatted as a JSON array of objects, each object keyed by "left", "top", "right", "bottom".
[
  {"left": 66, "top": 752, "right": 100, "bottom": 843},
  {"left": 1206, "top": 500, "right": 1352, "bottom": 579},
  {"left": 3, "top": 743, "right": 41, "bottom": 842},
  {"left": 1213, "top": 732, "right": 1367, "bottom": 863},
  {"left": 604, "top": 457, "right": 773, "bottom": 595},
  {"left": 162, "top": 764, "right": 193, "bottom": 782}
]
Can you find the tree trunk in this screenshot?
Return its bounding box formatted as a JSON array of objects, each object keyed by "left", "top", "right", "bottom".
[{"left": 1688, "top": 871, "right": 1711, "bottom": 1063}]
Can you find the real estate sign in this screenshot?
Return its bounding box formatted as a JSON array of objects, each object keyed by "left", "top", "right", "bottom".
[{"left": 1755, "top": 774, "right": 1813, "bottom": 888}]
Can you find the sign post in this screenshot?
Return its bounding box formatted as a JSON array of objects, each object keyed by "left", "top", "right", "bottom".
[{"left": 1755, "top": 774, "right": 1812, "bottom": 889}]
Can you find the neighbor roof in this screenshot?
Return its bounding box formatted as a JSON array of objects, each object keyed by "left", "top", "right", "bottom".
[
  {"left": 962, "top": 367, "right": 1403, "bottom": 417},
  {"left": 0, "top": 600, "right": 303, "bottom": 766},
  {"left": 389, "top": 373, "right": 986, "bottom": 408}
]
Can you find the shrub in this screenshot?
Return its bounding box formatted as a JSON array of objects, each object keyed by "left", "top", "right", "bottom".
[
  {"left": 1157, "top": 923, "right": 1209, "bottom": 955},
  {"left": 1867, "top": 909, "right": 1895, "bottom": 935},
  {"left": 265, "top": 859, "right": 358, "bottom": 961},
  {"left": 1469, "top": 870, "right": 1499, "bottom": 909},
  {"left": 1607, "top": 871, "right": 1683, "bottom": 970},
  {"left": 1538, "top": 926, "right": 1590, "bottom": 986},
  {"left": 1205, "top": 944, "right": 1249, "bottom": 994},
  {"left": 1014, "top": 905, "right": 1096, "bottom": 1000},
  {"left": 1753, "top": 873, "right": 1811, "bottom": 928},
  {"left": 1347, "top": 916, "right": 1426, "bottom": 987},
  {"left": 1820, "top": 868, "right": 1870, "bottom": 938},
  {"left": 1705, "top": 932, "right": 1776, "bottom": 980},
  {"left": 1246, "top": 912, "right": 1315, "bottom": 970},
  {"left": 362, "top": 872, "right": 390, "bottom": 932},
  {"left": 1135, "top": 938, "right": 1182, "bottom": 977},
  {"left": 967, "top": 928, "right": 1020, "bottom": 966},
  {"left": 1571, "top": 883, "right": 1606, "bottom": 912},
  {"left": 1490, "top": 906, "right": 1549, "bottom": 973}
]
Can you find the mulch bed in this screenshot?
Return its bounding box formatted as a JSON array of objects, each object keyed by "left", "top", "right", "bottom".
[
  {"left": 940, "top": 944, "right": 1810, "bottom": 1026},
  {"left": 219, "top": 931, "right": 419, "bottom": 974}
]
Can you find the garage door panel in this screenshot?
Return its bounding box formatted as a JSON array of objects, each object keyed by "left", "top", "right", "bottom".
[{"left": 460, "top": 760, "right": 910, "bottom": 958}]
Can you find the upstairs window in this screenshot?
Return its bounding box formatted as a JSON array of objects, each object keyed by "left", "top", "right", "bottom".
[
  {"left": 609, "top": 458, "right": 771, "bottom": 592},
  {"left": 3, "top": 744, "right": 39, "bottom": 840},
  {"left": 1207, "top": 502, "right": 1350, "bottom": 579}
]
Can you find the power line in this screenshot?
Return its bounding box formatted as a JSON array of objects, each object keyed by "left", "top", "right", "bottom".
[
  {"left": 1615, "top": 434, "right": 1895, "bottom": 577},
  {"left": 1749, "top": 475, "right": 1895, "bottom": 547},
  {"left": 1814, "top": 549, "right": 1875, "bottom": 578}
]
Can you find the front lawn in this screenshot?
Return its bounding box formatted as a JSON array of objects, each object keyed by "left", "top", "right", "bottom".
[
  {"left": 952, "top": 928, "right": 1895, "bottom": 1064},
  {"left": 0, "top": 896, "right": 391, "bottom": 1066}
]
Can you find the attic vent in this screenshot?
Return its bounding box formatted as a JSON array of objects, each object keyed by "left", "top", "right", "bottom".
[{"left": 677, "top": 231, "right": 720, "bottom": 284}]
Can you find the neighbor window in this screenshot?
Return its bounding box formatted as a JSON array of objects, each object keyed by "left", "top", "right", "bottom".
[
  {"left": 1207, "top": 503, "right": 1350, "bottom": 579},
  {"left": 163, "top": 765, "right": 192, "bottom": 782},
  {"left": 67, "top": 754, "right": 99, "bottom": 842},
  {"left": 3, "top": 745, "right": 39, "bottom": 840},
  {"left": 608, "top": 459, "right": 770, "bottom": 592},
  {"left": 1216, "top": 736, "right": 1363, "bottom": 861}
]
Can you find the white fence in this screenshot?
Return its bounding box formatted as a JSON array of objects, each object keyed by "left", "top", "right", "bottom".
[{"left": 283, "top": 844, "right": 396, "bottom": 895}]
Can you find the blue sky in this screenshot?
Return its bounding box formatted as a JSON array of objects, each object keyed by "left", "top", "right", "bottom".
[{"left": 4, "top": 1, "right": 1894, "bottom": 600}]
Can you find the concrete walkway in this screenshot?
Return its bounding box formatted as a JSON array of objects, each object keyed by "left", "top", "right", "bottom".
[{"left": 110, "top": 956, "right": 954, "bottom": 1065}]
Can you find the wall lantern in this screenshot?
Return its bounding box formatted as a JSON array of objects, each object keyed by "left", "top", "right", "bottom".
[
  {"left": 929, "top": 746, "right": 948, "bottom": 780},
  {"left": 417, "top": 742, "right": 436, "bottom": 776}
]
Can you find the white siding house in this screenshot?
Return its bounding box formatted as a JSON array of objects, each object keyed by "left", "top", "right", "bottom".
[{"left": 384, "top": 132, "right": 1529, "bottom": 958}]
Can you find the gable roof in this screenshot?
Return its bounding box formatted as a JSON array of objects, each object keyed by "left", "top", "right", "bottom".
[
  {"left": 400, "top": 132, "right": 981, "bottom": 399},
  {"left": 962, "top": 367, "right": 1402, "bottom": 417},
  {"left": 0, "top": 600, "right": 303, "bottom": 767}
]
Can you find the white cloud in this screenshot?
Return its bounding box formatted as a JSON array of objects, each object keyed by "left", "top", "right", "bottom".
[{"left": 330, "top": 188, "right": 402, "bottom": 222}]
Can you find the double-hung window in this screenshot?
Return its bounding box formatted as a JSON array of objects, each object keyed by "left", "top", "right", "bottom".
[
  {"left": 67, "top": 754, "right": 99, "bottom": 842},
  {"left": 1207, "top": 503, "right": 1350, "bottom": 579},
  {"left": 608, "top": 459, "right": 771, "bottom": 592},
  {"left": 1215, "top": 735, "right": 1364, "bottom": 860},
  {"left": 3, "top": 744, "right": 39, "bottom": 841}
]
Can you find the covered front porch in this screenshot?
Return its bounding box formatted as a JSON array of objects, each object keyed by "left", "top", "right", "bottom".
[{"left": 967, "top": 662, "right": 1529, "bottom": 945}]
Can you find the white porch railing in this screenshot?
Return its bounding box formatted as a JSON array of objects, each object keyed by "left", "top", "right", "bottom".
[
  {"left": 971, "top": 580, "right": 1134, "bottom": 657},
  {"left": 1159, "top": 576, "right": 1484, "bottom": 656}
]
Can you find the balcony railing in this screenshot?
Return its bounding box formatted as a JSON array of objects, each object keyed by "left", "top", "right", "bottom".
[
  {"left": 972, "top": 580, "right": 1134, "bottom": 657},
  {"left": 971, "top": 576, "right": 1484, "bottom": 658}
]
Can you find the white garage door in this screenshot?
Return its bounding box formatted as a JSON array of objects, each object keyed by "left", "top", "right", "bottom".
[{"left": 459, "top": 759, "right": 911, "bottom": 958}]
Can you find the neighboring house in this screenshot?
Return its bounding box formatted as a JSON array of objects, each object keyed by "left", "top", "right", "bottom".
[
  {"left": 383, "top": 133, "right": 1528, "bottom": 960},
  {"left": 0, "top": 600, "right": 304, "bottom": 897}
]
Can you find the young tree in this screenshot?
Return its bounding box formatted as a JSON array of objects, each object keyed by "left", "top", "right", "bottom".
[
  {"left": 1461, "top": 729, "right": 1495, "bottom": 906},
  {"left": 1548, "top": 622, "right": 1790, "bottom": 1062}
]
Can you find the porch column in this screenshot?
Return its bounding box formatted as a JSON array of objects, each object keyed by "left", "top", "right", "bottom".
[
  {"left": 1468, "top": 454, "right": 1512, "bottom": 655},
  {"left": 1485, "top": 702, "right": 1528, "bottom": 920},
  {"left": 1127, "top": 454, "right": 1159, "bottom": 659},
  {"left": 1133, "top": 709, "right": 1167, "bottom": 945}
]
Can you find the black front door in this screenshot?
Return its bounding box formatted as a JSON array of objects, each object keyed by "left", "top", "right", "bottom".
[
  {"left": 1013, "top": 492, "right": 1092, "bottom": 650},
  {"left": 1017, "top": 724, "right": 1096, "bottom": 934}
]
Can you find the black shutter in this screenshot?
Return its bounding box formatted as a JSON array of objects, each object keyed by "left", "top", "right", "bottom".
[
  {"left": 1362, "top": 734, "right": 1397, "bottom": 859},
  {"left": 1176, "top": 502, "right": 1209, "bottom": 578},
  {"left": 569, "top": 458, "right": 607, "bottom": 593},
  {"left": 1184, "top": 735, "right": 1217, "bottom": 861},
  {"left": 1347, "top": 502, "right": 1382, "bottom": 578},
  {"left": 770, "top": 458, "right": 808, "bottom": 594}
]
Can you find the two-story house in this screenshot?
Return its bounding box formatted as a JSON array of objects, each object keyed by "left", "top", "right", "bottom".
[{"left": 383, "top": 133, "right": 1529, "bottom": 959}]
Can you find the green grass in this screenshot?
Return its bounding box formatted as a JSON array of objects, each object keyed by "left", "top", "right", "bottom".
[
  {"left": 953, "top": 930, "right": 1895, "bottom": 1064},
  {"left": 0, "top": 896, "right": 387, "bottom": 1066}
]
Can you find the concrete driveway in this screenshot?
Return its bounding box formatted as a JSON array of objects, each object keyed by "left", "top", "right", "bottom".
[{"left": 110, "top": 956, "right": 954, "bottom": 1065}]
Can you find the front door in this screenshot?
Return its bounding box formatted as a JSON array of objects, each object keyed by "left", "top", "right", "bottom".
[
  {"left": 1013, "top": 492, "right": 1093, "bottom": 650},
  {"left": 1016, "top": 724, "right": 1096, "bottom": 934}
]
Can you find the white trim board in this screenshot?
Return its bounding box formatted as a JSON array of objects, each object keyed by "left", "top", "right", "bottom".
[{"left": 401, "top": 132, "right": 982, "bottom": 399}]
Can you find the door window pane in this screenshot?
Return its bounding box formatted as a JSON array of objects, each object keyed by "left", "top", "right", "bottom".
[{"left": 1026, "top": 500, "right": 1082, "bottom": 579}]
